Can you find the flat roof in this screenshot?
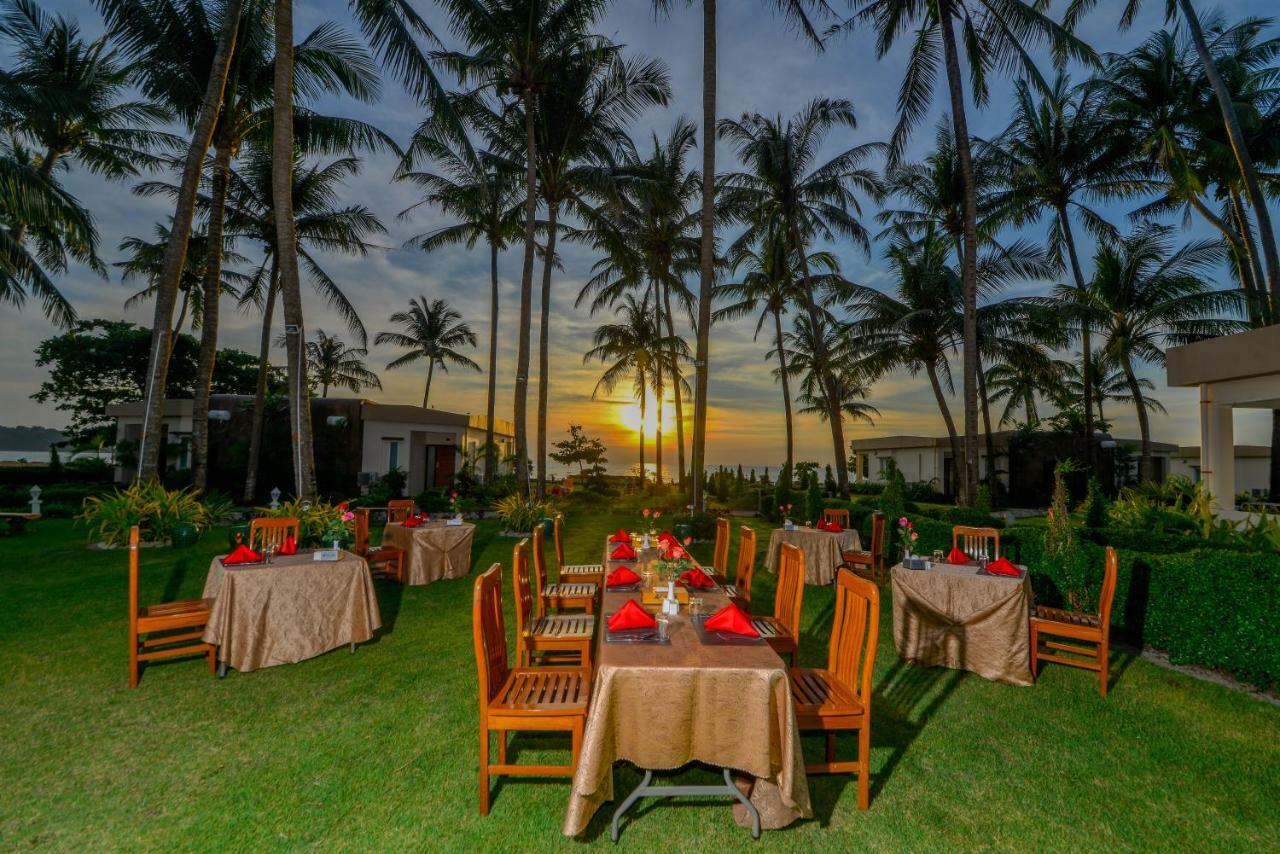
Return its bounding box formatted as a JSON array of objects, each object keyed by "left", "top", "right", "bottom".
[
  {"left": 1167, "top": 325, "right": 1280, "bottom": 387},
  {"left": 1175, "top": 445, "right": 1271, "bottom": 459}
]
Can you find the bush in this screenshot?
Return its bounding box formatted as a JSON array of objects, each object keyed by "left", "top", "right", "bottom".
[
  {"left": 1083, "top": 477, "right": 1109, "bottom": 529},
  {"left": 258, "top": 498, "right": 351, "bottom": 545},
  {"left": 849, "top": 481, "right": 884, "bottom": 496},
  {"left": 903, "top": 479, "right": 945, "bottom": 502},
  {"left": 493, "top": 494, "right": 555, "bottom": 534},
  {"left": 804, "top": 471, "right": 823, "bottom": 525},
  {"left": 772, "top": 465, "right": 795, "bottom": 522},
  {"left": 80, "top": 482, "right": 221, "bottom": 546},
  {"left": 937, "top": 506, "right": 1006, "bottom": 529}
]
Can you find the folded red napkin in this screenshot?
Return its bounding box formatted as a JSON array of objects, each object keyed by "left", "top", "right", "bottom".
[
  {"left": 402, "top": 515, "right": 422, "bottom": 528},
  {"left": 662, "top": 545, "right": 689, "bottom": 560},
  {"left": 678, "top": 567, "right": 715, "bottom": 588},
  {"left": 985, "top": 556, "right": 1021, "bottom": 576},
  {"left": 278, "top": 535, "right": 298, "bottom": 556},
  {"left": 824, "top": 522, "right": 843, "bottom": 533},
  {"left": 610, "top": 542, "right": 637, "bottom": 560},
  {"left": 606, "top": 566, "right": 641, "bottom": 587},
  {"left": 608, "top": 529, "right": 630, "bottom": 544},
  {"left": 946, "top": 547, "right": 970, "bottom": 564},
  {"left": 657, "top": 531, "right": 677, "bottom": 546},
  {"left": 704, "top": 603, "right": 759, "bottom": 637},
  {"left": 223, "top": 544, "right": 263, "bottom": 565},
  {"left": 607, "top": 599, "right": 656, "bottom": 631}
]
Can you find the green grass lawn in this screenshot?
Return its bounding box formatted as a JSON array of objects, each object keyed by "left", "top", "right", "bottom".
[{"left": 1, "top": 514, "right": 1277, "bottom": 850}]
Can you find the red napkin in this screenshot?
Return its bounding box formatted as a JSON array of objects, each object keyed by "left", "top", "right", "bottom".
[
  {"left": 608, "top": 529, "right": 630, "bottom": 544},
  {"left": 278, "top": 535, "right": 298, "bottom": 556},
  {"left": 985, "top": 556, "right": 1021, "bottom": 576},
  {"left": 824, "top": 522, "right": 843, "bottom": 533},
  {"left": 610, "top": 542, "right": 637, "bottom": 560},
  {"left": 607, "top": 599, "right": 657, "bottom": 631},
  {"left": 678, "top": 567, "right": 715, "bottom": 588},
  {"left": 657, "top": 531, "right": 678, "bottom": 546},
  {"left": 606, "top": 566, "right": 642, "bottom": 587},
  {"left": 223, "top": 544, "right": 263, "bottom": 565},
  {"left": 402, "top": 515, "right": 422, "bottom": 528},
  {"left": 662, "top": 545, "right": 689, "bottom": 560},
  {"left": 704, "top": 603, "right": 759, "bottom": 637},
  {"left": 946, "top": 547, "right": 970, "bottom": 564}
]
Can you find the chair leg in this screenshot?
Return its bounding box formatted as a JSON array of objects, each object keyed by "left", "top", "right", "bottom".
[
  {"left": 496, "top": 730, "right": 507, "bottom": 764},
  {"left": 825, "top": 733, "right": 836, "bottom": 763},
  {"left": 857, "top": 723, "right": 871, "bottom": 811},
  {"left": 129, "top": 638, "right": 139, "bottom": 689},
  {"left": 1098, "top": 641, "right": 1109, "bottom": 698},
  {"left": 1029, "top": 626, "right": 1039, "bottom": 681},
  {"left": 207, "top": 645, "right": 217, "bottom": 677},
  {"left": 479, "top": 727, "right": 491, "bottom": 816}
]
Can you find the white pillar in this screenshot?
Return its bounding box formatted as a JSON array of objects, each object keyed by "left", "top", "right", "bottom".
[{"left": 1199, "top": 383, "right": 1234, "bottom": 510}]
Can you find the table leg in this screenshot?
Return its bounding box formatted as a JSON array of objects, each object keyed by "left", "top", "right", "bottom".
[
  {"left": 609, "top": 766, "right": 760, "bottom": 843},
  {"left": 218, "top": 660, "right": 227, "bottom": 678},
  {"left": 350, "top": 642, "right": 356, "bottom": 654}
]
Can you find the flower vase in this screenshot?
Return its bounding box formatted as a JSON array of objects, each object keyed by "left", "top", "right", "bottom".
[
  {"left": 332, "top": 539, "right": 341, "bottom": 553},
  {"left": 641, "top": 533, "right": 651, "bottom": 551}
]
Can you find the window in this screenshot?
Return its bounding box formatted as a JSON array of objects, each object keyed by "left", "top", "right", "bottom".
[{"left": 384, "top": 439, "right": 402, "bottom": 472}]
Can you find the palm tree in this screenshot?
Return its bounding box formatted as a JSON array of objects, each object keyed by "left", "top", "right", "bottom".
[
  {"left": 1089, "top": 225, "right": 1247, "bottom": 481},
  {"left": 985, "top": 361, "right": 1047, "bottom": 427},
  {"left": 307, "top": 330, "right": 382, "bottom": 396},
  {"left": 398, "top": 138, "right": 522, "bottom": 487},
  {"left": 718, "top": 97, "right": 880, "bottom": 495},
  {"left": 1050, "top": 351, "right": 1166, "bottom": 427},
  {"left": 376, "top": 297, "right": 480, "bottom": 408},
  {"left": 780, "top": 314, "right": 881, "bottom": 434},
  {"left": 850, "top": 0, "right": 1093, "bottom": 505}
]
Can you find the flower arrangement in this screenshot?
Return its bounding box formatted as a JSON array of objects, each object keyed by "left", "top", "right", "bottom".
[
  {"left": 449, "top": 490, "right": 460, "bottom": 517},
  {"left": 897, "top": 516, "right": 919, "bottom": 556},
  {"left": 322, "top": 502, "right": 356, "bottom": 547},
  {"left": 778, "top": 502, "right": 794, "bottom": 524},
  {"left": 641, "top": 507, "right": 662, "bottom": 535}
]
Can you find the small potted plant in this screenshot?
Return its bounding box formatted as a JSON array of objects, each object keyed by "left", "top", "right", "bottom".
[
  {"left": 897, "top": 516, "right": 919, "bottom": 560},
  {"left": 780, "top": 503, "right": 794, "bottom": 530},
  {"left": 323, "top": 502, "right": 356, "bottom": 551}
]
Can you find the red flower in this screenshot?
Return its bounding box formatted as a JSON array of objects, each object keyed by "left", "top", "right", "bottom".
[{"left": 337, "top": 501, "right": 348, "bottom": 511}]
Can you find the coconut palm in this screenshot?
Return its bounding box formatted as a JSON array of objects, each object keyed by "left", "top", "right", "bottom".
[
  {"left": 848, "top": 0, "right": 1093, "bottom": 505},
  {"left": 779, "top": 314, "right": 881, "bottom": 433},
  {"left": 376, "top": 297, "right": 480, "bottom": 408},
  {"left": 307, "top": 330, "right": 382, "bottom": 396},
  {"left": 1088, "top": 225, "right": 1248, "bottom": 481},
  {"left": 717, "top": 97, "right": 880, "bottom": 495},
  {"left": 1050, "top": 351, "right": 1166, "bottom": 426},
  {"left": 398, "top": 137, "right": 522, "bottom": 486}
]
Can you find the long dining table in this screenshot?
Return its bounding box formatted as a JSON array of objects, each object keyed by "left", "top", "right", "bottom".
[{"left": 562, "top": 539, "right": 812, "bottom": 838}]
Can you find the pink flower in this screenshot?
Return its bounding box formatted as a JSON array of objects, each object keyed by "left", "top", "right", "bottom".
[
  {"left": 683, "top": 536, "right": 692, "bottom": 546},
  {"left": 653, "top": 510, "right": 662, "bottom": 519},
  {"left": 642, "top": 508, "right": 651, "bottom": 518},
  {"left": 341, "top": 511, "right": 355, "bottom": 522},
  {"left": 450, "top": 491, "right": 458, "bottom": 499},
  {"left": 910, "top": 531, "right": 919, "bottom": 541},
  {"left": 898, "top": 517, "right": 908, "bottom": 527}
]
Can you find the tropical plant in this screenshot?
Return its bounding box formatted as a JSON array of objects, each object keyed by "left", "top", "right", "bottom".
[
  {"left": 778, "top": 314, "right": 881, "bottom": 435},
  {"left": 306, "top": 330, "right": 381, "bottom": 396},
  {"left": 79, "top": 481, "right": 218, "bottom": 546},
  {"left": 376, "top": 297, "right": 480, "bottom": 408},
  {"left": 492, "top": 492, "right": 555, "bottom": 535},
  {"left": 257, "top": 497, "right": 353, "bottom": 545}
]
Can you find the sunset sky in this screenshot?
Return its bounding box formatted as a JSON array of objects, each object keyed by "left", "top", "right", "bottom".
[{"left": 2, "top": 0, "right": 1274, "bottom": 474}]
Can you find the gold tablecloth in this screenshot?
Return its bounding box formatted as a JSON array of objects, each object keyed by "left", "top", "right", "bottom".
[
  {"left": 766, "top": 527, "right": 862, "bottom": 585},
  {"left": 380, "top": 521, "right": 476, "bottom": 585},
  {"left": 890, "top": 562, "right": 1033, "bottom": 686},
  {"left": 202, "top": 551, "right": 381, "bottom": 673},
  {"left": 562, "top": 544, "right": 812, "bottom": 836}
]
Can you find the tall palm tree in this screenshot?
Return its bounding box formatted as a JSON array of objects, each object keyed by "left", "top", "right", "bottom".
[
  {"left": 1050, "top": 351, "right": 1166, "bottom": 427},
  {"left": 850, "top": 0, "right": 1093, "bottom": 504},
  {"left": 118, "top": 220, "right": 249, "bottom": 335},
  {"left": 718, "top": 97, "right": 879, "bottom": 495},
  {"left": 1089, "top": 225, "right": 1247, "bottom": 481},
  {"left": 398, "top": 137, "right": 522, "bottom": 486},
  {"left": 376, "top": 297, "right": 480, "bottom": 408},
  {"left": 780, "top": 314, "right": 881, "bottom": 434},
  {"left": 307, "top": 330, "right": 381, "bottom": 396},
  {"left": 985, "top": 361, "right": 1048, "bottom": 427}
]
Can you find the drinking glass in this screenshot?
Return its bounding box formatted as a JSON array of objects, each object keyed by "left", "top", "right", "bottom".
[
  {"left": 688, "top": 597, "right": 703, "bottom": 618},
  {"left": 656, "top": 615, "right": 670, "bottom": 641}
]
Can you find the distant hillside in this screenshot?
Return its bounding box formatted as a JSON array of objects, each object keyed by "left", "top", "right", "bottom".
[{"left": 0, "top": 425, "right": 66, "bottom": 451}]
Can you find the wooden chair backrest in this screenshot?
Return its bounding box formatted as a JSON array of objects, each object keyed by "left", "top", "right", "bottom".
[
  {"left": 823, "top": 508, "right": 851, "bottom": 527},
  {"left": 713, "top": 517, "right": 731, "bottom": 575},
  {"left": 828, "top": 568, "right": 880, "bottom": 706},
  {"left": 869, "top": 512, "right": 885, "bottom": 559},
  {"left": 734, "top": 525, "right": 756, "bottom": 596},
  {"left": 387, "top": 499, "right": 414, "bottom": 523},
  {"left": 774, "top": 542, "right": 806, "bottom": 634},
  {"left": 1098, "top": 547, "right": 1118, "bottom": 636},
  {"left": 472, "top": 563, "right": 509, "bottom": 711},
  {"left": 249, "top": 517, "right": 299, "bottom": 551},
  {"left": 952, "top": 525, "right": 1000, "bottom": 559},
  {"left": 531, "top": 525, "right": 548, "bottom": 617},
  {"left": 354, "top": 508, "right": 372, "bottom": 554},
  {"left": 128, "top": 525, "right": 141, "bottom": 632},
  {"left": 512, "top": 539, "right": 534, "bottom": 640},
  {"left": 553, "top": 513, "right": 567, "bottom": 568}
]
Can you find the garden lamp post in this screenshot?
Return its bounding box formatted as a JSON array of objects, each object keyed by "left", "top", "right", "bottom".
[
  {"left": 269, "top": 487, "right": 281, "bottom": 509},
  {"left": 29, "top": 486, "right": 41, "bottom": 515}
]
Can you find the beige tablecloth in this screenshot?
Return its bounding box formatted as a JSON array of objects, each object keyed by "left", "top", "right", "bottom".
[
  {"left": 202, "top": 551, "right": 381, "bottom": 673},
  {"left": 563, "top": 544, "right": 812, "bottom": 836},
  {"left": 380, "top": 521, "right": 476, "bottom": 585},
  {"left": 891, "top": 562, "right": 1032, "bottom": 686},
  {"left": 766, "top": 527, "right": 862, "bottom": 586}
]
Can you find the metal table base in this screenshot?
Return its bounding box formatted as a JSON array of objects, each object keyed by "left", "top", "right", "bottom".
[{"left": 610, "top": 766, "right": 761, "bottom": 843}]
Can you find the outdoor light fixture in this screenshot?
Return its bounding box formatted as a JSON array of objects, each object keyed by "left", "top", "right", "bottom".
[
  {"left": 29, "top": 485, "right": 41, "bottom": 515},
  {"left": 208, "top": 410, "right": 231, "bottom": 421},
  {"left": 1098, "top": 432, "right": 1117, "bottom": 450},
  {"left": 284, "top": 324, "right": 300, "bottom": 335},
  {"left": 326, "top": 415, "right": 348, "bottom": 427},
  {"left": 269, "top": 487, "right": 281, "bottom": 509}
]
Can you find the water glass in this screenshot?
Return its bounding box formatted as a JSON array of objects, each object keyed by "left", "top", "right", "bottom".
[
  {"left": 688, "top": 597, "right": 703, "bottom": 618},
  {"left": 656, "top": 615, "right": 670, "bottom": 641}
]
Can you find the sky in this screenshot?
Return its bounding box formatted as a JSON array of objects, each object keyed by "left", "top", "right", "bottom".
[{"left": 2, "top": 0, "right": 1276, "bottom": 474}]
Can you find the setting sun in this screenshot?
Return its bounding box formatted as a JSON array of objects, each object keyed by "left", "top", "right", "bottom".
[{"left": 616, "top": 390, "right": 671, "bottom": 437}]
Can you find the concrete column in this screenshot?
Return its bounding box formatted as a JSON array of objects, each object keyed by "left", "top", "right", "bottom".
[{"left": 1199, "top": 383, "right": 1234, "bottom": 510}]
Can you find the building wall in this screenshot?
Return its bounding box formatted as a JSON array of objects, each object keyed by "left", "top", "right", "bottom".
[{"left": 1170, "top": 454, "right": 1272, "bottom": 497}]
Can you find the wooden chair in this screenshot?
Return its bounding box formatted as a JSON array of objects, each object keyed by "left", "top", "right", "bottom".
[
  {"left": 387, "top": 499, "right": 415, "bottom": 523},
  {"left": 128, "top": 526, "right": 215, "bottom": 688},
  {"left": 842, "top": 512, "right": 885, "bottom": 584},
  {"left": 248, "top": 516, "right": 299, "bottom": 552},
  {"left": 1031, "top": 547, "right": 1118, "bottom": 698},
  {"left": 353, "top": 508, "right": 404, "bottom": 584},
  {"left": 822, "top": 507, "right": 851, "bottom": 528},
  {"left": 752, "top": 542, "right": 805, "bottom": 665},
  {"left": 952, "top": 525, "right": 1000, "bottom": 560},
  {"left": 473, "top": 563, "right": 588, "bottom": 816},
  {"left": 533, "top": 525, "right": 596, "bottom": 615},
  {"left": 513, "top": 539, "right": 594, "bottom": 669},
  {"left": 712, "top": 517, "right": 731, "bottom": 576},
  {"left": 790, "top": 568, "right": 880, "bottom": 809},
  {"left": 723, "top": 525, "right": 756, "bottom": 610},
  {"left": 553, "top": 513, "right": 604, "bottom": 586}
]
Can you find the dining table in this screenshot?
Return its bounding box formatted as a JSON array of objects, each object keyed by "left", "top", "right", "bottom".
[
  {"left": 379, "top": 519, "right": 476, "bottom": 585},
  {"left": 562, "top": 540, "right": 812, "bottom": 838},
  {"left": 890, "top": 559, "right": 1033, "bottom": 686},
  {"left": 201, "top": 549, "right": 382, "bottom": 674},
  {"left": 766, "top": 526, "right": 863, "bottom": 586}
]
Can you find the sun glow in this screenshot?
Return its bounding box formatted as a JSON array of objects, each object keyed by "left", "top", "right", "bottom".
[{"left": 617, "top": 391, "right": 669, "bottom": 438}]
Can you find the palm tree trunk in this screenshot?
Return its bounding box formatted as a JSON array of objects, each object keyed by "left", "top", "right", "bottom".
[
  {"left": 1024, "top": 391, "right": 1036, "bottom": 424},
  {"left": 272, "top": 0, "right": 316, "bottom": 499},
  {"left": 1227, "top": 187, "right": 1266, "bottom": 325},
  {"left": 191, "top": 142, "right": 232, "bottom": 491},
  {"left": 660, "top": 281, "right": 686, "bottom": 487},
  {"left": 322, "top": 381, "right": 329, "bottom": 397},
  {"left": 513, "top": 92, "right": 538, "bottom": 496},
  {"left": 1058, "top": 206, "right": 1095, "bottom": 467},
  {"left": 925, "top": 359, "right": 963, "bottom": 498},
  {"left": 243, "top": 265, "right": 278, "bottom": 504},
  {"left": 1120, "top": 355, "right": 1154, "bottom": 482},
  {"left": 423, "top": 360, "right": 435, "bottom": 407},
  {"left": 1179, "top": 0, "right": 1280, "bottom": 315},
  {"left": 484, "top": 241, "right": 500, "bottom": 486},
  {"left": 172, "top": 289, "right": 190, "bottom": 338},
  {"left": 978, "top": 359, "right": 996, "bottom": 487},
  {"left": 655, "top": 363, "right": 664, "bottom": 488},
  {"left": 938, "top": 0, "right": 979, "bottom": 507},
  {"left": 773, "top": 307, "right": 795, "bottom": 476},
  {"left": 136, "top": 0, "right": 243, "bottom": 481},
  {"left": 638, "top": 369, "right": 647, "bottom": 488},
  {"left": 536, "top": 200, "right": 559, "bottom": 500},
  {"left": 690, "top": 0, "right": 716, "bottom": 511}
]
